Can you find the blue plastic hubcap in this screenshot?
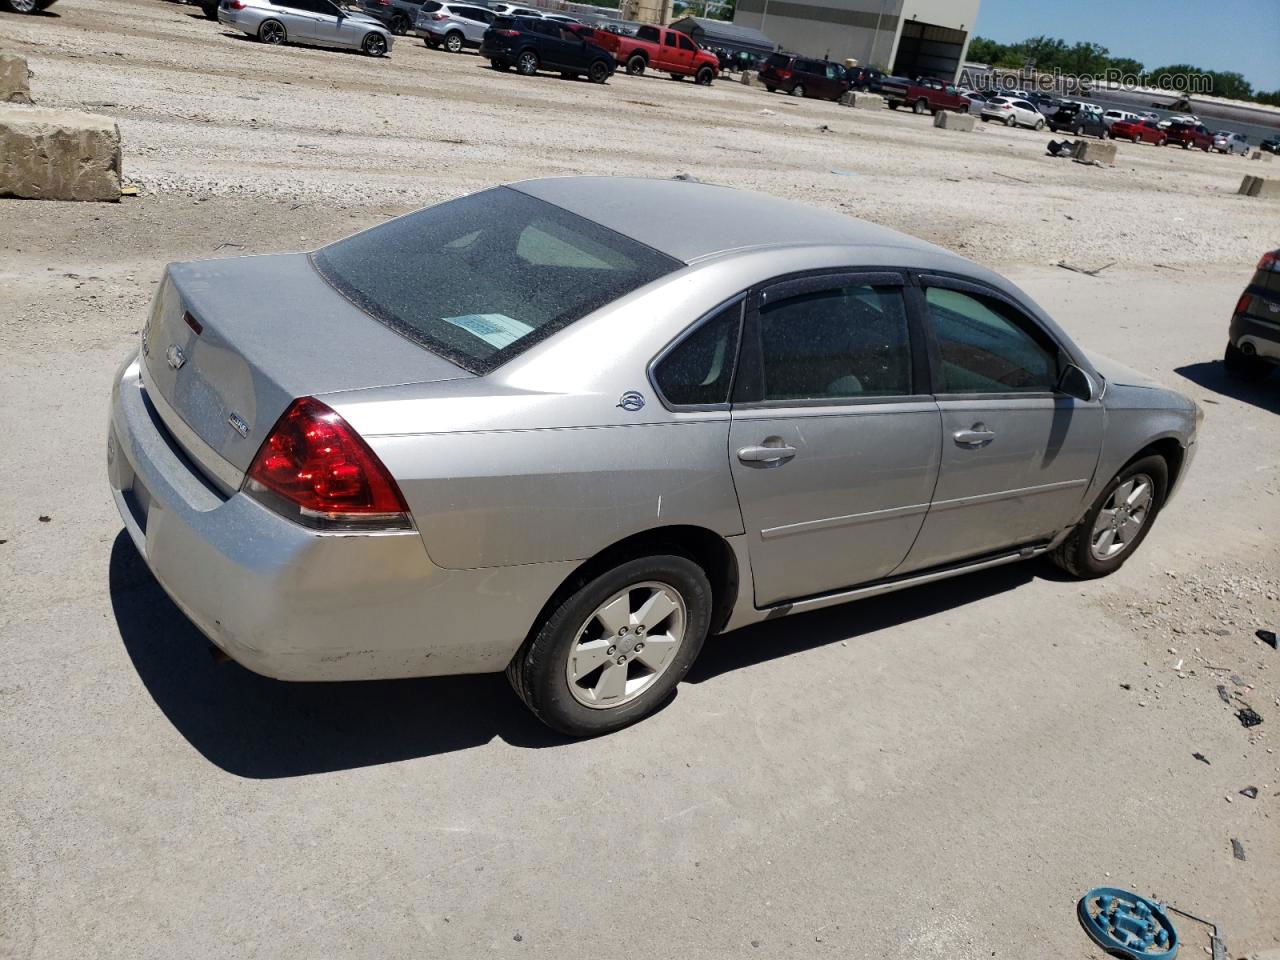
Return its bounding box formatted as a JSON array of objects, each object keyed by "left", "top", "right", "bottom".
[{"left": 1078, "top": 887, "right": 1178, "bottom": 960}]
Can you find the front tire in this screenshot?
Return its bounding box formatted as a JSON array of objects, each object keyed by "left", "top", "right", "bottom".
[
  {"left": 362, "top": 31, "right": 387, "bottom": 56},
  {"left": 695, "top": 65, "right": 713, "bottom": 85},
  {"left": 1035, "top": 118, "right": 1045, "bottom": 130},
  {"left": 6, "top": 0, "right": 37, "bottom": 12},
  {"left": 516, "top": 49, "right": 538, "bottom": 75},
  {"left": 588, "top": 59, "right": 610, "bottom": 84},
  {"left": 507, "top": 555, "right": 713, "bottom": 736},
  {"left": 765, "top": 84, "right": 776, "bottom": 92},
  {"left": 1051, "top": 455, "right": 1168, "bottom": 579},
  {"left": 912, "top": 97, "right": 927, "bottom": 114},
  {"left": 389, "top": 13, "right": 408, "bottom": 35},
  {"left": 257, "top": 18, "right": 286, "bottom": 44}
]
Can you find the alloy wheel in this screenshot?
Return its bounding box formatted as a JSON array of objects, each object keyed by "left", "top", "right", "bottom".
[
  {"left": 518, "top": 51, "right": 538, "bottom": 75},
  {"left": 1090, "top": 474, "right": 1154, "bottom": 560},
  {"left": 10, "top": 0, "right": 36, "bottom": 11},
  {"left": 565, "top": 582, "right": 686, "bottom": 710},
  {"left": 364, "top": 33, "right": 386, "bottom": 56},
  {"left": 445, "top": 32, "right": 463, "bottom": 52},
  {"left": 260, "top": 20, "right": 285, "bottom": 43}
]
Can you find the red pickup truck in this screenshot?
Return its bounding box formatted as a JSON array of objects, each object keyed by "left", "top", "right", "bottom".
[
  {"left": 881, "top": 76, "right": 971, "bottom": 115},
  {"left": 592, "top": 24, "right": 718, "bottom": 84}
]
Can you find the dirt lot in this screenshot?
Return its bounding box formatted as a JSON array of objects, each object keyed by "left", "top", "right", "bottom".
[{"left": 2, "top": 0, "right": 1278, "bottom": 957}]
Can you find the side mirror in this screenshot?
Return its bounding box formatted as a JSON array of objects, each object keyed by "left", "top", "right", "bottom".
[{"left": 1058, "top": 363, "right": 1097, "bottom": 402}]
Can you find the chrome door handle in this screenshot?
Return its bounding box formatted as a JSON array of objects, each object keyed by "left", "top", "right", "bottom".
[
  {"left": 737, "top": 444, "right": 797, "bottom": 464},
  {"left": 954, "top": 428, "right": 996, "bottom": 447}
]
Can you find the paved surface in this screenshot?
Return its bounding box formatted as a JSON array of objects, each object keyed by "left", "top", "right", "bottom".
[{"left": 2, "top": 1, "right": 1278, "bottom": 957}]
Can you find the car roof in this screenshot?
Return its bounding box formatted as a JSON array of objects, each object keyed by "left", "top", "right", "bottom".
[{"left": 509, "top": 176, "right": 957, "bottom": 267}]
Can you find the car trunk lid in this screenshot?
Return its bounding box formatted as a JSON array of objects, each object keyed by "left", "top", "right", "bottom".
[{"left": 142, "top": 252, "right": 470, "bottom": 477}]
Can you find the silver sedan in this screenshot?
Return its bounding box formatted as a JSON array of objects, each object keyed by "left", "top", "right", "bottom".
[
  {"left": 218, "top": 0, "right": 392, "bottom": 56},
  {"left": 107, "top": 178, "right": 1200, "bottom": 735}
]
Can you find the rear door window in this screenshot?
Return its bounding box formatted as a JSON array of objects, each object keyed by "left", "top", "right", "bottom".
[
  {"left": 636, "top": 25, "right": 659, "bottom": 42},
  {"left": 757, "top": 283, "right": 913, "bottom": 401},
  {"left": 312, "top": 188, "right": 680, "bottom": 374},
  {"left": 664, "top": 33, "right": 679, "bottom": 47}
]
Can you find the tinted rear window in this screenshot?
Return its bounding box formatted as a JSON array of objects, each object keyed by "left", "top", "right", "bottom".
[
  {"left": 765, "top": 53, "right": 789, "bottom": 68},
  {"left": 312, "top": 188, "right": 680, "bottom": 374}
]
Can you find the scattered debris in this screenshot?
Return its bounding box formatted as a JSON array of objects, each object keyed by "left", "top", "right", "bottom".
[
  {"left": 830, "top": 168, "right": 859, "bottom": 177},
  {"left": 993, "top": 170, "right": 1032, "bottom": 184},
  {"left": 817, "top": 124, "right": 831, "bottom": 132},
  {"left": 1230, "top": 838, "right": 1246, "bottom": 861},
  {"left": 513, "top": 933, "right": 523, "bottom": 942},
  {"left": 1259, "top": 629, "right": 1277, "bottom": 650},
  {"left": 1192, "top": 752, "right": 1210, "bottom": 765},
  {"left": 37, "top": 515, "right": 50, "bottom": 523},
  {"left": 1230, "top": 674, "right": 1247, "bottom": 686},
  {"left": 1217, "top": 685, "right": 1232, "bottom": 704},
  {"left": 1239, "top": 786, "right": 1258, "bottom": 799},
  {"left": 671, "top": 173, "right": 700, "bottom": 182},
  {"left": 119, "top": 184, "right": 139, "bottom": 197},
  {"left": 1046, "top": 139, "right": 1077, "bottom": 157},
  {"left": 1056, "top": 260, "right": 1115, "bottom": 277},
  {"left": 1164, "top": 903, "right": 1228, "bottom": 960},
  {"left": 1077, "top": 887, "right": 1177, "bottom": 957},
  {"left": 1120, "top": 683, "right": 1132, "bottom": 690},
  {"left": 1153, "top": 263, "right": 1184, "bottom": 272},
  {"left": 214, "top": 242, "right": 245, "bottom": 251},
  {"left": 758, "top": 109, "right": 775, "bottom": 115},
  {"left": 1236, "top": 707, "right": 1263, "bottom": 728}
]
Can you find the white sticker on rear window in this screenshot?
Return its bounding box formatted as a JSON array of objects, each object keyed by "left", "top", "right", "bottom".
[{"left": 441, "top": 313, "right": 534, "bottom": 349}]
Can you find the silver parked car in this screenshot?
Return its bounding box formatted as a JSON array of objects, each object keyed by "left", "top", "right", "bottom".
[
  {"left": 414, "top": 0, "right": 493, "bottom": 51},
  {"left": 1213, "top": 131, "right": 1250, "bottom": 156},
  {"left": 108, "top": 178, "right": 1200, "bottom": 735},
  {"left": 219, "top": 0, "right": 393, "bottom": 56}
]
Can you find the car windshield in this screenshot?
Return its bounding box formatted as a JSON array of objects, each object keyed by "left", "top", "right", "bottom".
[{"left": 312, "top": 187, "right": 680, "bottom": 374}]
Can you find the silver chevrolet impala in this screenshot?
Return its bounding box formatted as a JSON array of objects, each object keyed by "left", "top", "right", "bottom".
[{"left": 108, "top": 178, "right": 1200, "bottom": 735}]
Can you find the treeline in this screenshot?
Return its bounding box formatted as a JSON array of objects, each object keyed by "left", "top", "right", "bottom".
[{"left": 967, "top": 36, "right": 1280, "bottom": 108}]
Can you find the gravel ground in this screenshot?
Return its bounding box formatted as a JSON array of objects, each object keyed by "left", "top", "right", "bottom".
[{"left": 2, "top": 0, "right": 1278, "bottom": 957}]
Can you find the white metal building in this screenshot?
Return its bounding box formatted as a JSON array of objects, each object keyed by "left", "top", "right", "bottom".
[{"left": 733, "top": 0, "right": 980, "bottom": 82}]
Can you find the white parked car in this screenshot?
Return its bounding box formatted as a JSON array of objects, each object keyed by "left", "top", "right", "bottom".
[
  {"left": 488, "top": 2, "right": 541, "bottom": 14},
  {"left": 1213, "top": 131, "right": 1250, "bottom": 155},
  {"left": 980, "top": 96, "right": 1045, "bottom": 129},
  {"left": 1103, "top": 109, "right": 1141, "bottom": 126}
]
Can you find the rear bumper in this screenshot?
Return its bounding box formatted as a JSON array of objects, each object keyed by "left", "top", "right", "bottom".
[
  {"left": 108, "top": 353, "right": 574, "bottom": 681},
  {"left": 1231, "top": 311, "right": 1280, "bottom": 360}
]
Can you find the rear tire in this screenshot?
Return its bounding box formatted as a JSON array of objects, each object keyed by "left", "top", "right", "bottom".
[
  {"left": 626, "top": 54, "right": 645, "bottom": 76},
  {"left": 1005, "top": 114, "right": 1017, "bottom": 127},
  {"left": 791, "top": 83, "right": 805, "bottom": 98},
  {"left": 1050, "top": 455, "right": 1168, "bottom": 579},
  {"left": 765, "top": 84, "right": 776, "bottom": 92},
  {"left": 5, "top": 0, "right": 37, "bottom": 11},
  {"left": 516, "top": 49, "right": 538, "bottom": 75},
  {"left": 1224, "top": 341, "right": 1270, "bottom": 380},
  {"left": 507, "top": 555, "right": 713, "bottom": 736},
  {"left": 1035, "top": 118, "right": 1045, "bottom": 130},
  {"left": 490, "top": 58, "right": 507, "bottom": 70},
  {"left": 444, "top": 30, "right": 463, "bottom": 53},
  {"left": 389, "top": 13, "right": 409, "bottom": 35},
  {"left": 257, "top": 18, "right": 286, "bottom": 44}
]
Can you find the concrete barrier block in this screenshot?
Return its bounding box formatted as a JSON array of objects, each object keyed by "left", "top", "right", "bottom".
[
  {"left": 0, "top": 105, "right": 122, "bottom": 202},
  {"left": 739, "top": 70, "right": 755, "bottom": 87},
  {"left": 851, "top": 93, "right": 886, "bottom": 111},
  {"left": 839, "top": 90, "right": 855, "bottom": 106},
  {"left": 1, "top": 51, "right": 33, "bottom": 104},
  {"left": 933, "top": 110, "right": 974, "bottom": 131},
  {"left": 1239, "top": 175, "right": 1260, "bottom": 196},
  {"left": 1073, "top": 139, "right": 1117, "bottom": 164}
]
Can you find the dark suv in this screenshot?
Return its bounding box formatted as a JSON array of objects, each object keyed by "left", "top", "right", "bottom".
[
  {"left": 481, "top": 16, "right": 616, "bottom": 83},
  {"left": 1225, "top": 249, "right": 1280, "bottom": 381},
  {"left": 758, "top": 53, "right": 848, "bottom": 101},
  {"left": 1048, "top": 102, "right": 1109, "bottom": 138},
  {"left": 360, "top": 0, "right": 429, "bottom": 34}
]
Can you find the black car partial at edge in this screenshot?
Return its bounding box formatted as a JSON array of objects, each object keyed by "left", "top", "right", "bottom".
[
  {"left": 481, "top": 16, "right": 615, "bottom": 82},
  {"left": 1225, "top": 249, "right": 1280, "bottom": 381}
]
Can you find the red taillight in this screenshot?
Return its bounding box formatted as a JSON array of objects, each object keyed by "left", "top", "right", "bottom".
[
  {"left": 430, "top": 11, "right": 447, "bottom": 18},
  {"left": 776, "top": 69, "right": 791, "bottom": 79},
  {"left": 1257, "top": 251, "right": 1279, "bottom": 273},
  {"left": 244, "top": 396, "right": 411, "bottom": 531},
  {"left": 1235, "top": 293, "right": 1253, "bottom": 316},
  {"left": 494, "top": 28, "right": 518, "bottom": 35},
  {"left": 229, "top": 1, "right": 245, "bottom": 8}
]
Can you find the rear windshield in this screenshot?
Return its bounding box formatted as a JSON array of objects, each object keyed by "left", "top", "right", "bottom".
[
  {"left": 765, "top": 53, "right": 789, "bottom": 68},
  {"left": 312, "top": 187, "right": 680, "bottom": 374}
]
